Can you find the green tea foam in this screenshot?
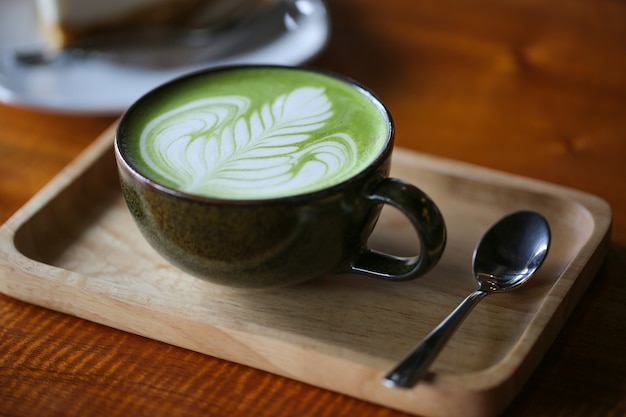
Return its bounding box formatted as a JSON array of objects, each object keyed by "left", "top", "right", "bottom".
[{"left": 121, "top": 67, "right": 390, "bottom": 199}]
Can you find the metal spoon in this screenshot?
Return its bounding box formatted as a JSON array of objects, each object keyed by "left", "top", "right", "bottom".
[{"left": 382, "top": 210, "right": 551, "bottom": 388}]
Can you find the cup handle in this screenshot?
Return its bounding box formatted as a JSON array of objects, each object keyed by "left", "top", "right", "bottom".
[{"left": 350, "top": 177, "right": 446, "bottom": 280}]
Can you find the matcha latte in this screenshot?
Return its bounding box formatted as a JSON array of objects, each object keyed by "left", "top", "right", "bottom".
[
  {"left": 115, "top": 66, "right": 446, "bottom": 287},
  {"left": 118, "top": 66, "right": 391, "bottom": 199}
]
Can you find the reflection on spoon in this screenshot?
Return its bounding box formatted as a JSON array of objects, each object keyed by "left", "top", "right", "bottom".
[{"left": 383, "top": 210, "right": 551, "bottom": 388}]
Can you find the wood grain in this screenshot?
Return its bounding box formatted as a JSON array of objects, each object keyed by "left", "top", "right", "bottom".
[{"left": 1, "top": 0, "right": 626, "bottom": 416}]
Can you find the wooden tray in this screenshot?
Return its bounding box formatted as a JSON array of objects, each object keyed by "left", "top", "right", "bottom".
[{"left": 0, "top": 124, "right": 611, "bottom": 417}]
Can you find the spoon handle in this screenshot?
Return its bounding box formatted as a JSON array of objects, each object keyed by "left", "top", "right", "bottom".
[{"left": 383, "top": 289, "right": 488, "bottom": 388}]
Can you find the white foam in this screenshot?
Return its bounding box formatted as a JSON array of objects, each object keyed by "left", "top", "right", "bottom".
[{"left": 138, "top": 87, "right": 358, "bottom": 198}]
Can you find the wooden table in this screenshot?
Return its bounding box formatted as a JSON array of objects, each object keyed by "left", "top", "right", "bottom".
[{"left": 1, "top": 0, "right": 624, "bottom": 416}]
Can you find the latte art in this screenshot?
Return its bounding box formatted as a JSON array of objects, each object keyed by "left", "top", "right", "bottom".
[
  {"left": 140, "top": 87, "right": 359, "bottom": 198},
  {"left": 121, "top": 67, "right": 390, "bottom": 199}
]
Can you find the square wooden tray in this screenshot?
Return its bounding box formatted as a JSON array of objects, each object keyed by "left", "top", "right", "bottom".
[{"left": 0, "top": 124, "right": 611, "bottom": 417}]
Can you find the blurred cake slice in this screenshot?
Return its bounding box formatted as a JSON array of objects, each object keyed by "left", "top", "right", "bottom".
[{"left": 35, "top": 0, "right": 274, "bottom": 48}]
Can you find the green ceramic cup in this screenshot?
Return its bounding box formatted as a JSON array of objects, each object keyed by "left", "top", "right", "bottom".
[{"left": 115, "top": 65, "right": 446, "bottom": 288}]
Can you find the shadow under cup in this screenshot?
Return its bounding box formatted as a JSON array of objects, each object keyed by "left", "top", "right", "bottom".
[{"left": 115, "top": 65, "right": 446, "bottom": 288}]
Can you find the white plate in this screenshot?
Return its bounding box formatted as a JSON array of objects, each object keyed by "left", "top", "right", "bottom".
[{"left": 0, "top": 0, "right": 329, "bottom": 115}]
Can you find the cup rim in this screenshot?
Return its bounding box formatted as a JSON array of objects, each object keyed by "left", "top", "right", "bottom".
[{"left": 115, "top": 64, "right": 395, "bottom": 205}]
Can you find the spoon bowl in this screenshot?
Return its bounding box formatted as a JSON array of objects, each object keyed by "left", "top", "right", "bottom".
[
  {"left": 383, "top": 210, "right": 551, "bottom": 388},
  {"left": 473, "top": 210, "right": 551, "bottom": 291}
]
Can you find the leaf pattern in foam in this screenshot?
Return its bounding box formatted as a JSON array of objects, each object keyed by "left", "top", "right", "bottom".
[{"left": 139, "top": 87, "right": 358, "bottom": 198}]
